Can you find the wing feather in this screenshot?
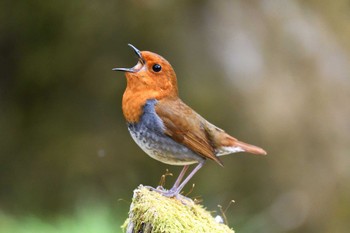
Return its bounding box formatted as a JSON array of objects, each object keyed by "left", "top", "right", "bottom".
[{"left": 155, "top": 98, "right": 223, "bottom": 166}]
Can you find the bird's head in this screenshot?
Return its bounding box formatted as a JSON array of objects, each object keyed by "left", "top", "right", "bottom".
[{"left": 113, "top": 44, "right": 178, "bottom": 99}]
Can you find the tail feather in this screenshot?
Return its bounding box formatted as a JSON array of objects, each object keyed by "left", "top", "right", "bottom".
[
  {"left": 233, "top": 140, "right": 267, "bottom": 155},
  {"left": 203, "top": 121, "right": 267, "bottom": 156},
  {"left": 215, "top": 133, "right": 267, "bottom": 156}
]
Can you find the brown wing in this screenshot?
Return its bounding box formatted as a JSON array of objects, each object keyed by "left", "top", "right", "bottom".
[{"left": 155, "top": 98, "right": 223, "bottom": 166}]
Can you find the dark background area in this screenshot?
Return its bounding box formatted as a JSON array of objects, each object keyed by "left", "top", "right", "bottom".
[{"left": 1, "top": 0, "right": 350, "bottom": 232}]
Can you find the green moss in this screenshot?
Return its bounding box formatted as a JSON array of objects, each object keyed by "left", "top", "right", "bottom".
[{"left": 122, "top": 186, "right": 234, "bottom": 233}]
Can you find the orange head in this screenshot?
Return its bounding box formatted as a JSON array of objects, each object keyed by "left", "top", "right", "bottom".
[{"left": 113, "top": 44, "right": 179, "bottom": 122}]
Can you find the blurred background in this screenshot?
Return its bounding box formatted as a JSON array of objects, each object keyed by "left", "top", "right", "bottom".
[{"left": 1, "top": 0, "right": 350, "bottom": 232}]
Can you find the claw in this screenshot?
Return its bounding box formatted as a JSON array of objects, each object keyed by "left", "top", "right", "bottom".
[{"left": 144, "top": 186, "right": 194, "bottom": 204}]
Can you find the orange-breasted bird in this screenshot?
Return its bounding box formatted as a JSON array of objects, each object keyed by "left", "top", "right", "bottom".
[{"left": 113, "top": 44, "right": 266, "bottom": 198}]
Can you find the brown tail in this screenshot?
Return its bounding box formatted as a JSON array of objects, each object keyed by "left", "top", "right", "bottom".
[
  {"left": 216, "top": 133, "right": 267, "bottom": 155},
  {"left": 233, "top": 140, "right": 267, "bottom": 155},
  {"left": 204, "top": 122, "right": 267, "bottom": 155}
]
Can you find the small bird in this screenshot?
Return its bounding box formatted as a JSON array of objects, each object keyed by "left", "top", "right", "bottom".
[{"left": 113, "top": 44, "right": 266, "bottom": 198}]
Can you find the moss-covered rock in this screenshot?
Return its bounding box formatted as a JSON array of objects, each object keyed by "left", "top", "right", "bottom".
[{"left": 122, "top": 185, "right": 234, "bottom": 233}]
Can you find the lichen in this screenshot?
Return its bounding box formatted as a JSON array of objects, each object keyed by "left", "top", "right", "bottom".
[{"left": 122, "top": 185, "right": 234, "bottom": 233}]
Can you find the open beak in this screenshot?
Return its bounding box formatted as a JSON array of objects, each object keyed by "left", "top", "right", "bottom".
[{"left": 112, "top": 44, "right": 144, "bottom": 72}]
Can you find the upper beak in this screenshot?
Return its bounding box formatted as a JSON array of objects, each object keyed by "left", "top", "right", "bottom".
[{"left": 112, "top": 44, "right": 144, "bottom": 72}]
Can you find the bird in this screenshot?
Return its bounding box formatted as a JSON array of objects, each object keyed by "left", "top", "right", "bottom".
[{"left": 113, "top": 44, "right": 266, "bottom": 198}]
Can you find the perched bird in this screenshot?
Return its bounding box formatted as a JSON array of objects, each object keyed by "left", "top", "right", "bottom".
[{"left": 113, "top": 44, "right": 266, "bottom": 198}]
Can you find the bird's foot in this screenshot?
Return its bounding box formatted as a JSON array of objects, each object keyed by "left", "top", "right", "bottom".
[
  {"left": 143, "top": 185, "right": 166, "bottom": 192},
  {"left": 143, "top": 185, "right": 194, "bottom": 204}
]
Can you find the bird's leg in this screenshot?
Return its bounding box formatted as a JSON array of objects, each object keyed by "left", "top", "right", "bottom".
[
  {"left": 169, "top": 165, "right": 189, "bottom": 191},
  {"left": 174, "top": 162, "right": 204, "bottom": 195},
  {"left": 162, "top": 161, "right": 205, "bottom": 197},
  {"left": 146, "top": 162, "right": 205, "bottom": 201}
]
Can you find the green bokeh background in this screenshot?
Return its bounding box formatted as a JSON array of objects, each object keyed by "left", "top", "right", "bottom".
[{"left": 1, "top": 0, "right": 350, "bottom": 232}]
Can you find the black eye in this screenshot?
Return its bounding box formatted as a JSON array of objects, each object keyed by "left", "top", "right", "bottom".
[{"left": 152, "top": 64, "right": 162, "bottom": 72}]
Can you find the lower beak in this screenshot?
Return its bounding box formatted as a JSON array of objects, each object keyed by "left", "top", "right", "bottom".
[{"left": 112, "top": 67, "right": 135, "bottom": 72}]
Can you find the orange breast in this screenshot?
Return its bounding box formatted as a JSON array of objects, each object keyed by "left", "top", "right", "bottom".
[
  {"left": 122, "top": 90, "right": 147, "bottom": 123},
  {"left": 122, "top": 88, "right": 173, "bottom": 123}
]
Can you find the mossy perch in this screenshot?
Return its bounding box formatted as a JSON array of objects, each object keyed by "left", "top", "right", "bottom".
[{"left": 122, "top": 185, "right": 234, "bottom": 233}]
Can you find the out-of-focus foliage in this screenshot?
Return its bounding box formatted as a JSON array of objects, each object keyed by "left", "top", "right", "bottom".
[
  {"left": 1, "top": 0, "right": 350, "bottom": 232},
  {"left": 0, "top": 204, "right": 121, "bottom": 233}
]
